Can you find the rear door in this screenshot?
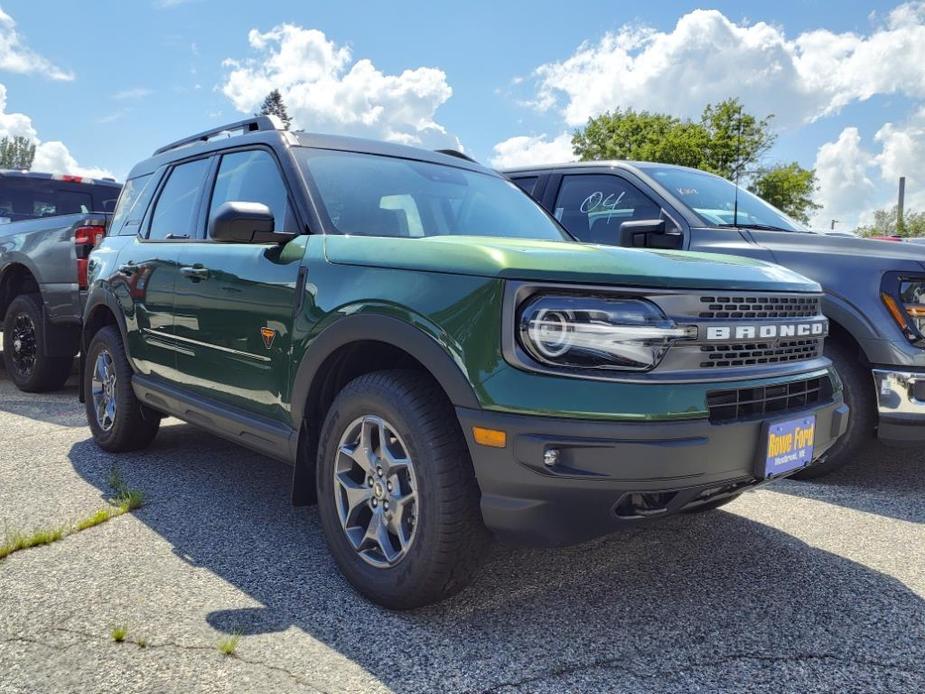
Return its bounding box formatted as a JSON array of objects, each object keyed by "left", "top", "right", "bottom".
[
  {"left": 174, "top": 147, "right": 306, "bottom": 424},
  {"left": 117, "top": 157, "right": 212, "bottom": 381}
]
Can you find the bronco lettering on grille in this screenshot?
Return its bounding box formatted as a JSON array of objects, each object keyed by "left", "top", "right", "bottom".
[{"left": 705, "top": 321, "right": 827, "bottom": 341}]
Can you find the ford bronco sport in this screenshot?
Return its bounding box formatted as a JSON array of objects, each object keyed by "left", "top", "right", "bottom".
[{"left": 81, "top": 116, "right": 847, "bottom": 608}]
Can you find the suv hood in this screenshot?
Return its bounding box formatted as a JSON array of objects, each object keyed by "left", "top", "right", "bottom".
[{"left": 324, "top": 235, "right": 820, "bottom": 292}]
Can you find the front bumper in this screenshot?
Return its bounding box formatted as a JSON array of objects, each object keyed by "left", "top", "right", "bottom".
[
  {"left": 873, "top": 368, "right": 925, "bottom": 445},
  {"left": 458, "top": 396, "right": 848, "bottom": 547}
]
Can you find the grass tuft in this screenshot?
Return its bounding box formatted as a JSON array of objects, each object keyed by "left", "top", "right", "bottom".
[
  {"left": 217, "top": 633, "right": 241, "bottom": 657},
  {"left": 0, "top": 469, "right": 146, "bottom": 561},
  {"left": 111, "top": 626, "right": 127, "bottom": 643}
]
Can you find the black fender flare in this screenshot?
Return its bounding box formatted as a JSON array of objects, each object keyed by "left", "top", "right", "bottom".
[
  {"left": 78, "top": 288, "right": 131, "bottom": 402},
  {"left": 290, "top": 313, "right": 481, "bottom": 426}
]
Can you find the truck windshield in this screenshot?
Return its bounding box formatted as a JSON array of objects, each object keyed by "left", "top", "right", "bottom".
[
  {"left": 640, "top": 165, "right": 807, "bottom": 232},
  {"left": 297, "top": 148, "right": 568, "bottom": 241}
]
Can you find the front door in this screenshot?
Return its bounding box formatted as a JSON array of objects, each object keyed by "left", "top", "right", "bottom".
[{"left": 173, "top": 148, "right": 306, "bottom": 424}]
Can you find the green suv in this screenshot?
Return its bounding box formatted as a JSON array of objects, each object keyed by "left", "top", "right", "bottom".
[{"left": 81, "top": 116, "right": 848, "bottom": 608}]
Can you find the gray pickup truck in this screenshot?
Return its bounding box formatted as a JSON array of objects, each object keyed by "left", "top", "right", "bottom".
[
  {"left": 0, "top": 171, "right": 120, "bottom": 391},
  {"left": 504, "top": 161, "right": 925, "bottom": 477}
]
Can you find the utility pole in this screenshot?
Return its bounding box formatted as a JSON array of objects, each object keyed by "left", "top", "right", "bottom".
[
  {"left": 898, "top": 176, "right": 906, "bottom": 233},
  {"left": 831, "top": 219, "right": 839, "bottom": 231}
]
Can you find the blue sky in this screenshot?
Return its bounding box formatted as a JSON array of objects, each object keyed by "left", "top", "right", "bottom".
[{"left": 0, "top": 0, "right": 921, "bottom": 230}]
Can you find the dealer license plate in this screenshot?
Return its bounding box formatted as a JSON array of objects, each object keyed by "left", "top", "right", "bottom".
[{"left": 763, "top": 415, "right": 816, "bottom": 478}]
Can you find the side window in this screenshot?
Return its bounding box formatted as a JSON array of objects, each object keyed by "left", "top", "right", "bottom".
[
  {"left": 109, "top": 174, "right": 153, "bottom": 236},
  {"left": 512, "top": 176, "right": 538, "bottom": 196},
  {"left": 208, "top": 150, "right": 293, "bottom": 233},
  {"left": 148, "top": 159, "right": 210, "bottom": 240},
  {"left": 553, "top": 174, "right": 661, "bottom": 244}
]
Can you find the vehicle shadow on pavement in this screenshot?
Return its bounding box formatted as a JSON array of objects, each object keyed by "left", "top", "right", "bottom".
[
  {"left": 770, "top": 441, "right": 925, "bottom": 524},
  {"left": 0, "top": 352, "right": 83, "bottom": 427},
  {"left": 68, "top": 422, "right": 925, "bottom": 692}
]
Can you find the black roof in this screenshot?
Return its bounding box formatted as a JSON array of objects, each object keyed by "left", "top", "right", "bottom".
[{"left": 128, "top": 115, "right": 493, "bottom": 179}]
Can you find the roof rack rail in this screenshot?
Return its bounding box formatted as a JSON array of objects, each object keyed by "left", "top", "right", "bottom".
[
  {"left": 435, "top": 149, "right": 477, "bottom": 163},
  {"left": 153, "top": 115, "right": 285, "bottom": 156}
]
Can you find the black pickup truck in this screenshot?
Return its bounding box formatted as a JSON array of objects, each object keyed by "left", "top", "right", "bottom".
[
  {"left": 0, "top": 171, "right": 120, "bottom": 391},
  {"left": 505, "top": 161, "right": 925, "bottom": 477}
]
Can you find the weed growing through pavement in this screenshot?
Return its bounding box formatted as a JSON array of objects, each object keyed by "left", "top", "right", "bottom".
[
  {"left": 217, "top": 633, "right": 242, "bottom": 656},
  {"left": 111, "top": 626, "right": 128, "bottom": 643},
  {"left": 0, "top": 466, "right": 145, "bottom": 560}
]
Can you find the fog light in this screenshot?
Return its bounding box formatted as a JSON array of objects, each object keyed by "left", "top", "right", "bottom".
[{"left": 543, "top": 448, "right": 560, "bottom": 467}]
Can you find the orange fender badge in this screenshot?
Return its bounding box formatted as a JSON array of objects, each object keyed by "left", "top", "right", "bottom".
[{"left": 260, "top": 327, "right": 276, "bottom": 349}]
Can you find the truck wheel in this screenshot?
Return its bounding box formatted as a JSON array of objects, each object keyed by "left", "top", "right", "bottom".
[
  {"left": 84, "top": 325, "right": 160, "bottom": 452},
  {"left": 2, "top": 294, "right": 73, "bottom": 392},
  {"left": 316, "top": 369, "right": 489, "bottom": 609},
  {"left": 791, "top": 340, "right": 875, "bottom": 480}
]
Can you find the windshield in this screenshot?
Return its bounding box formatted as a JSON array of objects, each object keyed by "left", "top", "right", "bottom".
[
  {"left": 640, "top": 165, "right": 807, "bottom": 232},
  {"left": 297, "top": 148, "right": 567, "bottom": 241},
  {"left": 0, "top": 179, "right": 118, "bottom": 223}
]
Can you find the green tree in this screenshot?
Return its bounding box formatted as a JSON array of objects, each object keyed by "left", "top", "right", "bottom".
[
  {"left": 699, "top": 98, "right": 775, "bottom": 179},
  {"left": 0, "top": 136, "right": 36, "bottom": 170},
  {"left": 857, "top": 206, "right": 925, "bottom": 238},
  {"left": 748, "top": 163, "right": 821, "bottom": 225},
  {"left": 572, "top": 99, "right": 821, "bottom": 224},
  {"left": 257, "top": 89, "right": 292, "bottom": 129}
]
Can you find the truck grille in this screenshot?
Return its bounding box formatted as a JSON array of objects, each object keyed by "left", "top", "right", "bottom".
[
  {"left": 707, "top": 376, "right": 832, "bottom": 423},
  {"left": 698, "top": 295, "right": 821, "bottom": 320},
  {"left": 699, "top": 339, "right": 823, "bottom": 369}
]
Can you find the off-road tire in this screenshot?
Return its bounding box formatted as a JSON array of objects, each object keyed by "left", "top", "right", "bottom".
[
  {"left": 316, "top": 369, "right": 489, "bottom": 609},
  {"left": 791, "top": 340, "right": 875, "bottom": 480},
  {"left": 84, "top": 325, "right": 160, "bottom": 452},
  {"left": 2, "top": 293, "right": 72, "bottom": 392}
]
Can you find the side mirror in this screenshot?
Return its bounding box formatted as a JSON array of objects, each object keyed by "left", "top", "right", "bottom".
[
  {"left": 618, "top": 219, "right": 666, "bottom": 247},
  {"left": 209, "top": 201, "right": 294, "bottom": 244}
]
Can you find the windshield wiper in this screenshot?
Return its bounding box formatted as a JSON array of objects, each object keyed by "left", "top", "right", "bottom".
[{"left": 717, "top": 223, "right": 792, "bottom": 232}]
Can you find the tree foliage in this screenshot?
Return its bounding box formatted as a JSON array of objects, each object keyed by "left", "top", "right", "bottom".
[
  {"left": 258, "top": 89, "right": 292, "bottom": 129},
  {"left": 0, "top": 136, "right": 36, "bottom": 170},
  {"left": 571, "top": 98, "right": 820, "bottom": 226},
  {"left": 856, "top": 206, "right": 925, "bottom": 238},
  {"left": 747, "top": 163, "right": 821, "bottom": 225}
]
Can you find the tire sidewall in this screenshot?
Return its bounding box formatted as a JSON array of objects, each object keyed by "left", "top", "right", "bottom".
[
  {"left": 316, "top": 382, "right": 447, "bottom": 602},
  {"left": 84, "top": 326, "right": 145, "bottom": 450}
]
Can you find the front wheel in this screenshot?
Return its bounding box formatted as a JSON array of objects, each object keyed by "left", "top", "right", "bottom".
[
  {"left": 84, "top": 325, "right": 160, "bottom": 452},
  {"left": 315, "top": 370, "right": 489, "bottom": 609},
  {"left": 791, "top": 340, "right": 876, "bottom": 480}
]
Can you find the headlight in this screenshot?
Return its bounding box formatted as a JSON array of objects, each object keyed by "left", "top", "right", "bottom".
[
  {"left": 881, "top": 273, "right": 925, "bottom": 346},
  {"left": 518, "top": 295, "right": 695, "bottom": 371}
]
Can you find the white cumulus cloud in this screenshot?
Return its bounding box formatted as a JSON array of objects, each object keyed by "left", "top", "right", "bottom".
[
  {"left": 0, "top": 84, "right": 111, "bottom": 178},
  {"left": 490, "top": 132, "right": 576, "bottom": 169},
  {"left": 0, "top": 8, "right": 73, "bottom": 80},
  {"left": 221, "top": 25, "right": 457, "bottom": 148},
  {"left": 810, "top": 128, "right": 878, "bottom": 229},
  {"left": 524, "top": 5, "right": 925, "bottom": 128}
]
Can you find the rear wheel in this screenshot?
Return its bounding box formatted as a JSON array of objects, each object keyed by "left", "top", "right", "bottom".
[
  {"left": 315, "top": 370, "right": 489, "bottom": 609},
  {"left": 84, "top": 325, "right": 160, "bottom": 452},
  {"left": 2, "top": 294, "right": 72, "bottom": 392},
  {"left": 791, "top": 339, "right": 875, "bottom": 480}
]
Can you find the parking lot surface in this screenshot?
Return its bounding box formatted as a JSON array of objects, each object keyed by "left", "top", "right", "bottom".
[{"left": 0, "top": 360, "right": 923, "bottom": 693}]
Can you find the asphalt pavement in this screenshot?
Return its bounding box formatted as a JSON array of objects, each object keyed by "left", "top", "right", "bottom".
[{"left": 0, "top": 356, "right": 923, "bottom": 693}]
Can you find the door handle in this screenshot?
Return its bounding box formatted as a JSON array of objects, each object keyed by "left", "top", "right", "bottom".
[
  {"left": 117, "top": 263, "right": 137, "bottom": 276},
  {"left": 180, "top": 265, "right": 209, "bottom": 281}
]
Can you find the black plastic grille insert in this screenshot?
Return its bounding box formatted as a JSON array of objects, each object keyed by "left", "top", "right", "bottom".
[
  {"left": 707, "top": 376, "right": 832, "bottom": 423},
  {"left": 699, "top": 339, "right": 823, "bottom": 369},
  {"left": 698, "top": 295, "right": 821, "bottom": 320}
]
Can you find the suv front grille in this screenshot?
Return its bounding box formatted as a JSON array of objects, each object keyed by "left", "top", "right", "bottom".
[
  {"left": 699, "top": 339, "right": 823, "bottom": 369},
  {"left": 698, "top": 295, "right": 821, "bottom": 320},
  {"left": 707, "top": 376, "right": 832, "bottom": 423}
]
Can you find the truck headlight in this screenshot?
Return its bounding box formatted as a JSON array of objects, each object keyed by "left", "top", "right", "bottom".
[
  {"left": 881, "top": 273, "right": 925, "bottom": 346},
  {"left": 518, "top": 295, "right": 695, "bottom": 371}
]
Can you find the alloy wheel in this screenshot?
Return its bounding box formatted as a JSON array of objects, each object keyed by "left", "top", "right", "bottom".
[
  {"left": 10, "top": 313, "right": 37, "bottom": 378},
  {"left": 333, "top": 415, "right": 419, "bottom": 568},
  {"left": 91, "top": 350, "right": 117, "bottom": 432}
]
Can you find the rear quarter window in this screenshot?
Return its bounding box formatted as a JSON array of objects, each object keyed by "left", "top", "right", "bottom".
[{"left": 110, "top": 174, "right": 155, "bottom": 236}]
